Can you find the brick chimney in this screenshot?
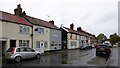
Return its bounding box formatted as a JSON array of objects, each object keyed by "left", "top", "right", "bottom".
[
  {"left": 70, "top": 23, "right": 74, "bottom": 30},
  {"left": 77, "top": 27, "right": 82, "bottom": 31},
  {"left": 22, "top": 11, "right": 26, "bottom": 17},
  {"left": 14, "top": 4, "right": 22, "bottom": 17},
  {"left": 49, "top": 20, "right": 54, "bottom": 25}
]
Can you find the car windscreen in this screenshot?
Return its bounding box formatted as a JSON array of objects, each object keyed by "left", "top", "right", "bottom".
[{"left": 7, "top": 48, "right": 14, "bottom": 52}]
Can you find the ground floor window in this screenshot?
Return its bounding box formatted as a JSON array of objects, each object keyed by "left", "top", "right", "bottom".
[
  {"left": 36, "top": 41, "right": 40, "bottom": 48},
  {"left": 36, "top": 41, "right": 44, "bottom": 48},
  {"left": 70, "top": 41, "right": 77, "bottom": 47},
  {"left": 51, "top": 41, "right": 59, "bottom": 46},
  {"left": 44, "top": 41, "right": 48, "bottom": 48},
  {"left": 19, "top": 40, "right": 29, "bottom": 47}
]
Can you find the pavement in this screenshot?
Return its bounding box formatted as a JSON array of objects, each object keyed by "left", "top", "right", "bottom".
[{"left": 105, "top": 47, "right": 119, "bottom": 67}]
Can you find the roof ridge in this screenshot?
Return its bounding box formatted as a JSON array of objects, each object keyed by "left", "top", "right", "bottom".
[
  {"left": 25, "top": 15, "right": 59, "bottom": 29},
  {"left": 25, "top": 15, "right": 49, "bottom": 23},
  {"left": 0, "top": 10, "right": 16, "bottom": 17},
  {"left": 63, "top": 26, "right": 78, "bottom": 32},
  {"left": 0, "top": 10, "right": 32, "bottom": 26}
]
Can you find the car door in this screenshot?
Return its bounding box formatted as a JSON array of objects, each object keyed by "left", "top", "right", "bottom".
[
  {"left": 27, "top": 48, "right": 36, "bottom": 58},
  {"left": 21, "top": 48, "right": 29, "bottom": 59}
]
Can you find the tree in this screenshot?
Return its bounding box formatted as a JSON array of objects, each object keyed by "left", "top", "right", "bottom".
[
  {"left": 109, "top": 33, "right": 120, "bottom": 45},
  {"left": 97, "top": 33, "right": 107, "bottom": 44}
]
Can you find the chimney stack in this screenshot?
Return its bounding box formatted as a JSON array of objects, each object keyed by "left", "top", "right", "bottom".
[
  {"left": 49, "top": 20, "right": 54, "bottom": 25},
  {"left": 22, "top": 11, "right": 26, "bottom": 17},
  {"left": 14, "top": 4, "right": 23, "bottom": 17},
  {"left": 77, "top": 27, "right": 82, "bottom": 31},
  {"left": 70, "top": 23, "right": 74, "bottom": 30}
]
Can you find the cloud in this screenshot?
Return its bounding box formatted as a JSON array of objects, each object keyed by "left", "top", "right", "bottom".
[{"left": 0, "top": 0, "right": 119, "bottom": 37}]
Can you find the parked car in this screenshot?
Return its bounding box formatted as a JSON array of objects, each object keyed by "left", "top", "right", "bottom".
[
  {"left": 86, "top": 45, "right": 92, "bottom": 49},
  {"left": 104, "top": 43, "right": 112, "bottom": 48},
  {"left": 5, "top": 47, "right": 41, "bottom": 63},
  {"left": 96, "top": 44, "right": 111, "bottom": 56},
  {"left": 80, "top": 45, "right": 87, "bottom": 50},
  {"left": 92, "top": 44, "right": 95, "bottom": 48},
  {"left": 118, "top": 42, "right": 120, "bottom": 47}
]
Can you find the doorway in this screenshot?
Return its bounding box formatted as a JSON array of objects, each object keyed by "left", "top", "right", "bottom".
[
  {"left": 1, "top": 41, "right": 7, "bottom": 56},
  {"left": 10, "top": 40, "right": 16, "bottom": 47},
  {"left": 40, "top": 42, "right": 44, "bottom": 53}
]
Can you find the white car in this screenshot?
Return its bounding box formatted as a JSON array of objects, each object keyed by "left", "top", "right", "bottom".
[{"left": 5, "top": 47, "right": 41, "bottom": 63}]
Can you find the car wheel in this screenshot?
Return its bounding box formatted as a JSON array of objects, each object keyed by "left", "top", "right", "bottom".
[
  {"left": 14, "top": 56, "right": 21, "bottom": 63},
  {"left": 36, "top": 54, "right": 41, "bottom": 59}
]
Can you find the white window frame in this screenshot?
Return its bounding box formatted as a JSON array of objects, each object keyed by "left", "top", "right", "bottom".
[
  {"left": 44, "top": 41, "right": 48, "bottom": 48},
  {"left": 19, "top": 25, "right": 30, "bottom": 34},
  {"left": 36, "top": 27, "right": 44, "bottom": 34},
  {"left": 36, "top": 41, "right": 40, "bottom": 48},
  {"left": 19, "top": 40, "right": 29, "bottom": 47}
]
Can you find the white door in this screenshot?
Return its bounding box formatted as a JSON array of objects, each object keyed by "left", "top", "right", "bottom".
[{"left": 40, "top": 42, "right": 44, "bottom": 53}]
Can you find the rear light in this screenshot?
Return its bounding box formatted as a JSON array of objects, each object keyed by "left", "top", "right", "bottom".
[{"left": 12, "top": 48, "right": 15, "bottom": 54}]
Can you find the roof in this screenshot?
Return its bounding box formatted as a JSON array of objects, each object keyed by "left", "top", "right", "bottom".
[
  {"left": 62, "top": 26, "right": 95, "bottom": 37},
  {"left": 0, "top": 11, "right": 32, "bottom": 26},
  {"left": 80, "top": 30, "right": 92, "bottom": 37},
  {"left": 62, "top": 26, "right": 81, "bottom": 35},
  {"left": 24, "top": 15, "right": 59, "bottom": 30}
]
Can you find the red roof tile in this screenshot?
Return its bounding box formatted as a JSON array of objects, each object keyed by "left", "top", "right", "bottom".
[
  {"left": 0, "top": 11, "right": 32, "bottom": 26},
  {"left": 24, "top": 15, "right": 59, "bottom": 30}
]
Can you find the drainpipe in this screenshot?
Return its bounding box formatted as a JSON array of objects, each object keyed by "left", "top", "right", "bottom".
[
  {"left": 30, "top": 26, "right": 33, "bottom": 48},
  {"left": 31, "top": 26, "right": 33, "bottom": 48}
]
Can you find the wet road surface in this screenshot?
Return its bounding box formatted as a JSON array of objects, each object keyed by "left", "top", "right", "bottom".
[{"left": 2, "top": 48, "right": 110, "bottom": 67}]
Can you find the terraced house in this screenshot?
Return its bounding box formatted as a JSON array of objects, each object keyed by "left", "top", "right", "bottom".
[
  {"left": 0, "top": 10, "right": 32, "bottom": 55},
  {"left": 0, "top": 4, "right": 97, "bottom": 55},
  {"left": 77, "top": 27, "right": 92, "bottom": 47},
  {"left": 61, "top": 23, "right": 80, "bottom": 49},
  {"left": 61, "top": 23, "right": 98, "bottom": 50},
  {"left": 15, "top": 4, "right": 61, "bottom": 52},
  {"left": 0, "top": 4, "right": 62, "bottom": 55}
]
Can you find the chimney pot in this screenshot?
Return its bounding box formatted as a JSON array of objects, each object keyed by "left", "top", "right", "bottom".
[
  {"left": 77, "top": 27, "right": 82, "bottom": 31},
  {"left": 49, "top": 20, "right": 54, "bottom": 25},
  {"left": 22, "top": 11, "right": 26, "bottom": 16},
  {"left": 70, "top": 23, "right": 74, "bottom": 30}
]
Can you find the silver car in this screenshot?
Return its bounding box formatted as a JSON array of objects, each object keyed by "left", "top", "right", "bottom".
[{"left": 5, "top": 47, "right": 41, "bottom": 63}]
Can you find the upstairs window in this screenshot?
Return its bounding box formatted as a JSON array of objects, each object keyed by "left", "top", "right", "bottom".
[
  {"left": 19, "top": 25, "right": 30, "bottom": 34},
  {"left": 36, "top": 27, "right": 44, "bottom": 34}
]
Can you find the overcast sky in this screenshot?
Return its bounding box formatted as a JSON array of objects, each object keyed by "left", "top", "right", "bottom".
[{"left": 0, "top": 0, "right": 119, "bottom": 38}]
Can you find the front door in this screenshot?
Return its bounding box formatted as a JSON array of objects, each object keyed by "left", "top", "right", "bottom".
[
  {"left": 10, "top": 40, "right": 16, "bottom": 47},
  {"left": 1, "top": 41, "right": 7, "bottom": 56},
  {"left": 40, "top": 42, "right": 44, "bottom": 53}
]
